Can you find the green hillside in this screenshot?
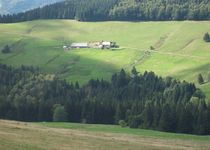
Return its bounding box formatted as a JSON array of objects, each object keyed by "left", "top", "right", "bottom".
[{"left": 0, "top": 20, "right": 209, "bottom": 98}]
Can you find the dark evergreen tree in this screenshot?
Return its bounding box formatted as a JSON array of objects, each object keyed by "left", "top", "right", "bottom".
[
  {"left": 159, "top": 104, "right": 176, "bottom": 132},
  {"left": 197, "top": 74, "right": 204, "bottom": 85},
  {"left": 196, "top": 99, "right": 207, "bottom": 134},
  {"left": 142, "top": 102, "right": 154, "bottom": 128},
  {"left": 131, "top": 66, "right": 138, "bottom": 77},
  {"left": 177, "top": 104, "right": 193, "bottom": 133},
  {"left": 152, "top": 101, "right": 162, "bottom": 128},
  {"left": 115, "top": 103, "right": 123, "bottom": 124},
  {"left": 203, "top": 32, "right": 210, "bottom": 42},
  {"left": 1, "top": 45, "right": 11, "bottom": 53},
  {"left": 129, "top": 115, "right": 142, "bottom": 128}
]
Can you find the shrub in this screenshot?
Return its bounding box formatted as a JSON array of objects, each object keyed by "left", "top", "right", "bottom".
[
  {"left": 150, "top": 46, "right": 155, "bottom": 50},
  {"left": 53, "top": 104, "right": 68, "bottom": 122},
  {"left": 118, "top": 120, "right": 127, "bottom": 127},
  {"left": 1, "top": 45, "right": 11, "bottom": 53},
  {"left": 203, "top": 32, "right": 210, "bottom": 42}
]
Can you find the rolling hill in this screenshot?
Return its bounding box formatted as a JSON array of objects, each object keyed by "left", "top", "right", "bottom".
[{"left": 0, "top": 20, "right": 209, "bottom": 98}]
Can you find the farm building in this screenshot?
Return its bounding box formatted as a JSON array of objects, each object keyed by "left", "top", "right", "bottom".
[
  {"left": 71, "top": 43, "right": 89, "bottom": 48},
  {"left": 68, "top": 41, "right": 118, "bottom": 49},
  {"left": 100, "top": 41, "right": 116, "bottom": 49},
  {"left": 88, "top": 41, "right": 101, "bottom": 48},
  {"left": 89, "top": 41, "right": 117, "bottom": 49}
]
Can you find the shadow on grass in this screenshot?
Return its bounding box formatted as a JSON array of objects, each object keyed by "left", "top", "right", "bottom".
[
  {"left": 174, "top": 62, "right": 210, "bottom": 82},
  {"left": 52, "top": 51, "right": 119, "bottom": 83}
]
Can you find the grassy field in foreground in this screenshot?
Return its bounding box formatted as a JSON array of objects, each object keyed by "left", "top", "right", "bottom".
[
  {"left": 0, "top": 20, "right": 209, "bottom": 98},
  {"left": 1, "top": 120, "right": 210, "bottom": 150},
  {"left": 37, "top": 122, "right": 210, "bottom": 141}
]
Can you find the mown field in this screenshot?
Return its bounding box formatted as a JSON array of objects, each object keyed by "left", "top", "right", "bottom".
[
  {"left": 0, "top": 20, "right": 209, "bottom": 98},
  {"left": 0, "top": 120, "right": 210, "bottom": 150}
]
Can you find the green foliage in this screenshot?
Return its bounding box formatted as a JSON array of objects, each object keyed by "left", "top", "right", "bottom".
[
  {"left": 110, "top": 0, "right": 210, "bottom": 21},
  {"left": 131, "top": 66, "right": 138, "bottom": 77},
  {"left": 177, "top": 104, "right": 193, "bottom": 133},
  {"left": 129, "top": 115, "right": 142, "bottom": 128},
  {"left": 1, "top": 45, "right": 11, "bottom": 54},
  {"left": 159, "top": 104, "right": 176, "bottom": 132},
  {"left": 203, "top": 32, "right": 210, "bottom": 42},
  {"left": 118, "top": 120, "right": 127, "bottom": 127},
  {"left": 75, "top": 0, "right": 118, "bottom": 21},
  {"left": 53, "top": 104, "right": 68, "bottom": 122}
]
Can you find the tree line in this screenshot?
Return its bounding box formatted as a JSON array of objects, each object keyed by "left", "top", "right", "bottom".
[
  {"left": 0, "top": 0, "right": 210, "bottom": 23},
  {"left": 0, "top": 64, "right": 209, "bottom": 135}
]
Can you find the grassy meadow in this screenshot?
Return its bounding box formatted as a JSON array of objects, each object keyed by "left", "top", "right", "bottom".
[
  {"left": 38, "top": 122, "right": 210, "bottom": 141},
  {"left": 0, "top": 20, "right": 209, "bottom": 98},
  {"left": 0, "top": 120, "right": 210, "bottom": 150}
]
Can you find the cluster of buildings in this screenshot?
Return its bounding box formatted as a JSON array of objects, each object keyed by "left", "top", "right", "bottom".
[{"left": 63, "top": 41, "right": 118, "bottom": 50}]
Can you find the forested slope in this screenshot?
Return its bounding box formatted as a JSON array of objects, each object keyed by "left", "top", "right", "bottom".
[
  {"left": 0, "top": 0, "right": 63, "bottom": 14},
  {"left": 0, "top": 0, "right": 210, "bottom": 23},
  {"left": 0, "top": 64, "right": 210, "bottom": 135}
]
